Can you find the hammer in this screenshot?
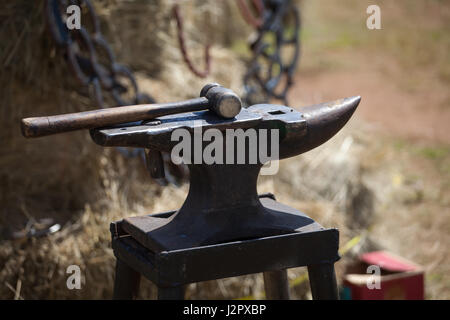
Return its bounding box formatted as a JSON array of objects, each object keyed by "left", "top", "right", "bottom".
[{"left": 21, "top": 83, "right": 242, "bottom": 138}]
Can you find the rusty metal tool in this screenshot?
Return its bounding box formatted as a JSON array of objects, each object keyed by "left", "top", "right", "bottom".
[{"left": 21, "top": 84, "right": 242, "bottom": 138}]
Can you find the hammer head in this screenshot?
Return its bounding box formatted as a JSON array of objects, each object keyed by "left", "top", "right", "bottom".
[{"left": 200, "top": 83, "right": 242, "bottom": 119}]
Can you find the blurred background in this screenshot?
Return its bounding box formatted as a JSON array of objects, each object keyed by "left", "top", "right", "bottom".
[{"left": 0, "top": 0, "right": 448, "bottom": 299}]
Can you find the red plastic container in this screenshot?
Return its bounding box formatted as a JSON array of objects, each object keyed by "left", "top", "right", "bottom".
[{"left": 342, "top": 250, "right": 424, "bottom": 300}]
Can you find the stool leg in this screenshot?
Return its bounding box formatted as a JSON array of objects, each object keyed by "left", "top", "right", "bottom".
[
  {"left": 113, "top": 259, "right": 141, "bottom": 300},
  {"left": 307, "top": 263, "right": 338, "bottom": 300},
  {"left": 263, "top": 270, "right": 290, "bottom": 300},
  {"left": 158, "top": 285, "right": 185, "bottom": 300}
]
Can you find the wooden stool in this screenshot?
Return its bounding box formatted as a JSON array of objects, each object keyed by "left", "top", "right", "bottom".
[{"left": 111, "top": 196, "right": 340, "bottom": 300}]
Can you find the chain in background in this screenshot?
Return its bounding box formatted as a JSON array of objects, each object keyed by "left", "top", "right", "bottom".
[
  {"left": 46, "top": 0, "right": 155, "bottom": 109},
  {"left": 45, "top": 0, "right": 155, "bottom": 158},
  {"left": 239, "top": 0, "right": 301, "bottom": 106}
]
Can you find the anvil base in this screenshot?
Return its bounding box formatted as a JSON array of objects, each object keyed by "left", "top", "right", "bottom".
[{"left": 119, "top": 195, "right": 326, "bottom": 253}]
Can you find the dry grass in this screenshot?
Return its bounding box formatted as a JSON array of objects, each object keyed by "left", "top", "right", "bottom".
[
  {"left": 301, "top": 0, "right": 450, "bottom": 105},
  {"left": 296, "top": 0, "right": 450, "bottom": 299}
]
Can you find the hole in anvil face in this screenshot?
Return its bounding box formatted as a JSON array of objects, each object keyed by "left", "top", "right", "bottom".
[
  {"left": 142, "top": 120, "right": 162, "bottom": 126},
  {"left": 268, "top": 110, "right": 286, "bottom": 115}
]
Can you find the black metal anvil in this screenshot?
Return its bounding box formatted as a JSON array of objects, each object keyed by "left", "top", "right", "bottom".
[{"left": 91, "top": 96, "right": 360, "bottom": 252}]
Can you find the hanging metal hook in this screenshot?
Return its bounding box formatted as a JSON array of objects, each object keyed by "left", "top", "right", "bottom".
[
  {"left": 172, "top": 3, "right": 211, "bottom": 78},
  {"left": 236, "top": 0, "right": 264, "bottom": 28}
]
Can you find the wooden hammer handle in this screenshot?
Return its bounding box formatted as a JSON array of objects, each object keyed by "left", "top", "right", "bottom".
[{"left": 21, "top": 97, "right": 209, "bottom": 138}]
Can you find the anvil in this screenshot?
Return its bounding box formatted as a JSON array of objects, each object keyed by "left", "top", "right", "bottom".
[{"left": 91, "top": 97, "right": 360, "bottom": 252}]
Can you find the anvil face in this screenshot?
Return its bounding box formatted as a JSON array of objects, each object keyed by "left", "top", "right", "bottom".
[
  {"left": 91, "top": 96, "right": 360, "bottom": 162},
  {"left": 91, "top": 97, "right": 361, "bottom": 252},
  {"left": 91, "top": 108, "right": 263, "bottom": 152}
]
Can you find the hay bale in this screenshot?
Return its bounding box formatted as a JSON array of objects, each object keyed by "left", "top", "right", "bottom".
[
  {"left": 0, "top": 0, "right": 247, "bottom": 228},
  {"left": 0, "top": 0, "right": 249, "bottom": 299}
]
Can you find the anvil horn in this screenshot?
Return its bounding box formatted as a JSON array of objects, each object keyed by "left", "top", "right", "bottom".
[{"left": 297, "top": 96, "right": 361, "bottom": 154}]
